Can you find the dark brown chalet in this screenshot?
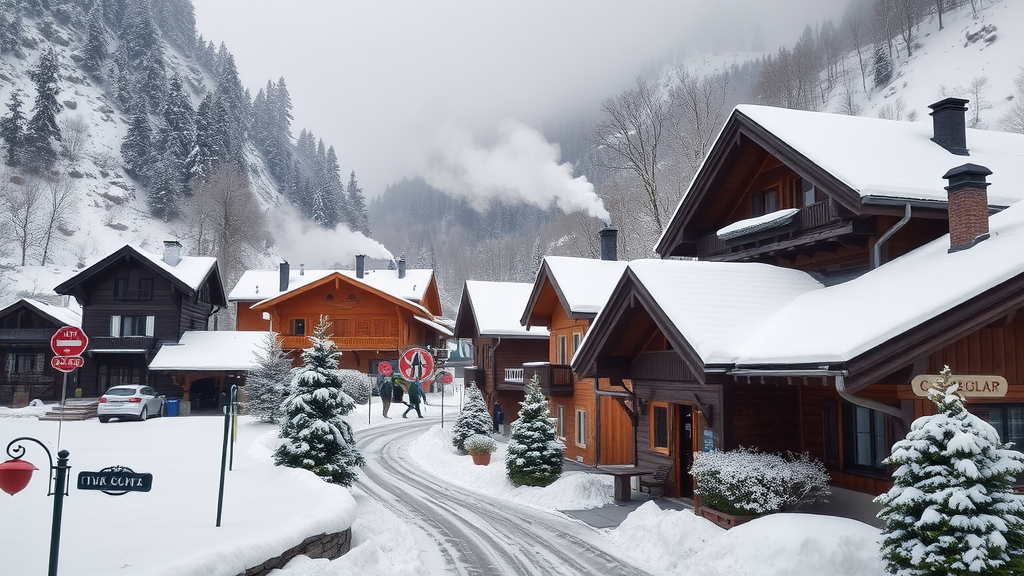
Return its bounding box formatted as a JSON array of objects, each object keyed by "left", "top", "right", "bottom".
[
  {"left": 575, "top": 100, "right": 1024, "bottom": 521},
  {"left": 53, "top": 241, "right": 227, "bottom": 398},
  {"left": 0, "top": 298, "right": 82, "bottom": 405},
  {"left": 454, "top": 280, "right": 548, "bottom": 427}
]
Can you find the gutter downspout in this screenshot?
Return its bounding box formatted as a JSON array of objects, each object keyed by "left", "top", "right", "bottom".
[
  {"left": 835, "top": 374, "right": 909, "bottom": 434},
  {"left": 872, "top": 203, "right": 912, "bottom": 269},
  {"left": 488, "top": 336, "right": 502, "bottom": 407}
]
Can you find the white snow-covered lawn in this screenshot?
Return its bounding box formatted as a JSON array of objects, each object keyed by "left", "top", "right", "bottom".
[{"left": 0, "top": 397, "right": 885, "bottom": 576}]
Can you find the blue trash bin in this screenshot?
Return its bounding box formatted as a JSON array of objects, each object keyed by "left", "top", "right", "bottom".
[{"left": 165, "top": 398, "right": 180, "bottom": 417}]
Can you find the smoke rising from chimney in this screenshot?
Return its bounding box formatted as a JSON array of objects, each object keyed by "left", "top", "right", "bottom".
[
  {"left": 269, "top": 203, "right": 393, "bottom": 267},
  {"left": 420, "top": 119, "right": 611, "bottom": 222}
]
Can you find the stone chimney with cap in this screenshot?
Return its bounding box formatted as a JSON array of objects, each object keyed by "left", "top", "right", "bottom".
[
  {"left": 356, "top": 254, "right": 366, "bottom": 278},
  {"left": 929, "top": 97, "right": 970, "bottom": 156},
  {"left": 163, "top": 240, "right": 182, "bottom": 266},
  {"left": 398, "top": 257, "right": 407, "bottom": 279},
  {"left": 943, "top": 163, "right": 992, "bottom": 252},
  {"left": 279, "top": 261, "right": 290, "bottom": 292},
  {"left": 599, "top": 227, "right": 618, "bottom": 261}
]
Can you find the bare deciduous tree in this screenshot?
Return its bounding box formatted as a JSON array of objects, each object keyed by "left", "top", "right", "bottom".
[
  {"left": 1, "top": 177, "right": 43, "bottom": 266},
  {"left": 1000, "top": 68, "right": 1024, "bottom": 134},
  {"left": 39, "top": 175, "right": 76, "bottom": 265},
  {"left": 58, "top": 114, "right": 90, "bottom": 161},
  {"left": 969, "top": 76, "right": 991, "bottom": 128}
]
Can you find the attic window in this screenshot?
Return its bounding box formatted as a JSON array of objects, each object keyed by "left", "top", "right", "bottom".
[
  {"left": 348, "top": 293, "right": 357, "bottom": 300},
  {"left": 325, "top": 294, "right": 335, "bottom": 301}
]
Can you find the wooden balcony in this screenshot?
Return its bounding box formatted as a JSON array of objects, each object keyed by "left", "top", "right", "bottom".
[
  {"left": 697, "top": 200, "right": 837, "bottom": 258},
  {"left": 0, "top": 328, "right": 53, "bottom": 342},
  {"left": 464, "top": 367, "right": 486, "bottom": 388},
  {"left": 281, "top": 335, "right": 400, "bottom": 351},
  {"left": 523, "top": 362, "right": 574, "bottom": 397},
  {"left": 89, "top": 336, "right": 158, "bottom": 352},
  {"left": 504, "top": 368, "right": 524, "bottom": 383}
]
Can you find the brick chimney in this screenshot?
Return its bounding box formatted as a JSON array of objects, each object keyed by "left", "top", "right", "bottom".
[
  {"left": 943, "top": 163, "right": 992, "bottom": 252},
  {"left": 398, "top": 257, "right": 407, "bottom": 279},
  {"left": 162, "top": 240, "right": 182, "bottom": 266},
  {"left": 929, "top": 97, "right": 969, "bottom": 156},
  {"left": 356, "top": 254, "right": 366, "bottom": 279},
  {"left": 599, "top": 227, "right": 618, "bottom": 261},
  {"left": 279, "top": 261, "right": 290, "bottom": 291}
]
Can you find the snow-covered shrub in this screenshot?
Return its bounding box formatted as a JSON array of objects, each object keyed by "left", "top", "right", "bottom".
[
  {"left": 506, "top": 375, "right": 563, "bottom": 487},
  {"left": 464, "top": 434, "right": 496, "bottom": 455},
  {"left": 274, "top": 316, "right": 365, "bottom": 486},
  {"left": 338, "top": 369, "right": 371, "bottom": 405},
  {"left": 452, "top": 384, "right": 493, "bottom": 452},
  {"left": 245, "top": 332, "right": 291, "bottom": 423},
  {"left": 876, "top": 366, "right": 1024, "bottom": 576},
  {"left": 690, "top": 448, "right": 830, "bottom": 515}
]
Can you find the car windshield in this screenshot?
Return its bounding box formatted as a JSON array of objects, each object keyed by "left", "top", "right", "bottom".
[{"left": 104, "top": 388, "right": 138, "bottom": 396}]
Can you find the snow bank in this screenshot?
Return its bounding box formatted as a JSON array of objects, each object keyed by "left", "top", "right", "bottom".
[{"left": 607, "top": 501, "right": 724, "bottom": 573}]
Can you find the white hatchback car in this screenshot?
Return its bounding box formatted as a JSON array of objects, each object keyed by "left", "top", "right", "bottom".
[{"left": 97, "top": 384, "right": 165, "bottom": 423}]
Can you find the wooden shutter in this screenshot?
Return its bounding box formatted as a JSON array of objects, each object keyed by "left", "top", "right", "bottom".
[
  {"left": 145, "top": 316, "right": 155, "bottom": 337},
  {"left": 111, "top": 315, "right": 121, "bottom": 337}
]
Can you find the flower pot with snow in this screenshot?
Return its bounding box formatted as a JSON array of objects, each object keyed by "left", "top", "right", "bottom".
[{"left": 464, "top": 434, "right": 496, "bottom": 466}]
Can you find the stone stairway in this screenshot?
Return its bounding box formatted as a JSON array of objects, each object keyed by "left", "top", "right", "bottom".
[{"left": 38, "top": 398, "right": 100, "bottom": 421}]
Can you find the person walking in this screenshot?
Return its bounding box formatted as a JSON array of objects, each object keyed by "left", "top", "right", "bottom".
[
  {"left": 403, "top": 379, "right": 424, "bottom": 419},
  {"left": 377, "top": 373, "right": 394, "bottom": 418}
]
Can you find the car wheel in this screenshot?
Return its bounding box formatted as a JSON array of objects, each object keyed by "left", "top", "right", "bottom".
[
  {"left": 99, "top": 416, "right": 110, "bottom": 423},
  {"left": 139, "top": 407, "right": 148, "bottom": 422}
]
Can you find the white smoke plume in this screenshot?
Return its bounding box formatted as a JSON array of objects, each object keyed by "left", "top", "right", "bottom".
[
  {"left": 421, "top": 119, "right": 610, "bottom": 223},
  {"left": 269, "top": 203, "right": 393, "bottom": 269}
]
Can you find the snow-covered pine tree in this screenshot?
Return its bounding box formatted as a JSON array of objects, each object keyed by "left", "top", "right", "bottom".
[
  {"left": 346, "top": 171, "right": 370, "bottom": 235},
  {"left": 452, "top": 384, "right": 493, "bottom": 452},
  {"left": 505, "top": 374, "right": 563, "bottom": 487},
  {"left": 873, "top": 42, "right": 893, "bottom": 89},
  {"left": 338, "top": 369, "right": 371, "bottom": 406},
  {"left": 875, "top": 366, "right": 1024, "bottom": 576},
  {"left": 245, "top": 332, "right": 292, "bottom": 424},
  {"left": 121, "top": 110, "right": 153, "bottom": 184},
  {"left": 81, "top": 3, "right": 108, "bottom": 78},
  {"left": 0, "top": 0, "right": 25, "bottom": 57},
  {"left": 0, "top": 89, "right": 26, "bottom": 167},
  {"left": 24, "top": 48, "right": 62, "bottom": 173},
  {"left": 274, "top": 316, "right": 365, "bottom": 486}
]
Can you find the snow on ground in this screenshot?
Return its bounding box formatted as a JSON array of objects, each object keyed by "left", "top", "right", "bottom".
[{"left": 0, "top": 394, "right": 885, "bottom": 576}]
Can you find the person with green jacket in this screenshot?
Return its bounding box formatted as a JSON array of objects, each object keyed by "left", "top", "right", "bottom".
[{"left": 402, "top": 379, "right": 424, "bottom": 418}]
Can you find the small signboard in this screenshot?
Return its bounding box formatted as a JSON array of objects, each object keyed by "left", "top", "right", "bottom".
[
  {"left": 51, "top": 355, "right": 84, "bottom": 373},
  {"left": 51, "top": 326, "right": 88, "bottom": 357},
  {"left": 377, "top": 361, "right": 393, "bottom": 377},
  {"left": 702, "top": 428, "right": 715, "bottom": 452},
  {"left": 911, "top": 374, "right": 1008, "bottom": 398},
  {"left": 77, "top": 466, "right": 153, "bottom": 496},
  {"left": 398, "top": 347, "right": 434, "bottom": 381}
]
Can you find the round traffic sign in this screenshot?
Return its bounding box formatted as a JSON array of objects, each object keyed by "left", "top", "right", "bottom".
[
  {"left": 443, "top": 371, "right": 453, "bottom": 384},
  {"left": 378, "top": 361, "right": 393, "bottom": 376},
  {"left": 398, "top": 347, "right": 434, "bottom": 382},
  {"left": 51, "top": 326, "right": 88, "bottom": 357}
]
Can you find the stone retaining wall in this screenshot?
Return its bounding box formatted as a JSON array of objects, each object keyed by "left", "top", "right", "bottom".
[{"left": 237, "top": 528, "right": 352, "bottom": 576}]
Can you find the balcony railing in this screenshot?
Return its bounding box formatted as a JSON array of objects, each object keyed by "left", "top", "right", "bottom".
[
  {"left": 280, "top": 335, "right": 400, "bottom": 351},
  {"left": 523, "top": 362, "right": 574, "bottom": 397},
  {"left": 504, "top": 368, "right": 524, "bottom": 383},
  {"left": 0, "top": 328, "right": 53, "bottom": 342},
  {"left": 697, "top": 200, "right": 835, "bottom": 258},
  {"left": 0, "top": 373, "right": 54, "bottom": 384},
  {"left": 464, "top": 367, "right": 486, "bottom": 388},
  {"left": 89, "top": 336, "right": 158, "bottom": 351}
]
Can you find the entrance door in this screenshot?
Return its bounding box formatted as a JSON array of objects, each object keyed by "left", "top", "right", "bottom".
[{"left": 673, "top": 404, "right": 695, "bottom": 497}]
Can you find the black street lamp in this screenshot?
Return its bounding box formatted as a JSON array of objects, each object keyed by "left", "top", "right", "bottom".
[{"left": 0, "top": 437, "right": 71, "bottom": 576}]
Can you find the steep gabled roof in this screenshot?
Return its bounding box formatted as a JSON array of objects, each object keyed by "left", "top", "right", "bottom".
[
  {"left": 53, "top": 244, "right": 226, "bottom": 307},
  {"left": 454, "top": 280, "right": 549, "bottom": 339},
  {"left": 656, "top": 104, "right": 1024, "bottom": 257},
  {"left": 247, "top": 271, "right": 434, "bottom": 319},
  {"left": 521, "top": 256, "right": 629, "bottom": 328},
  {"left": 579, "top": 198, "right": 1024, "bottom": 392},
  {"left": 0, "top": 298, "right": 82, "bottom": 328}
]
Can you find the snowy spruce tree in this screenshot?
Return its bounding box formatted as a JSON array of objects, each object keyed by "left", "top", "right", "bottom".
[
  {"left": 875, "top": 366, "right": 1024, "bottom": 576},
  {"left": 452, "top": 384, "right": 493, "bottom": 453},
  {"left": 245, "top": 332, "right": 292, "bottom": 424},
  {"left": 274, "top": 316, "right": 365, "bottom": 486},
  {"left": 505, "top": 375, "right": 563, "bottom": 487}
]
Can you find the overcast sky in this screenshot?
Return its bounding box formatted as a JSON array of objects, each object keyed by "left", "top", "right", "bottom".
[{"left": 191, "top": 1, "right": 849, "bottom": 200}]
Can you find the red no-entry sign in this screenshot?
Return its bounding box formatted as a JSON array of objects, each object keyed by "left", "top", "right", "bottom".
[
  {"left": 51, "top": 326, "right": 88, "bottom": 357},
  {"left": 398, "top": 347, "right": 434, "bottom": 382},
  {"left": 378, "top": 361, "right": 393, "bottom": 376}
]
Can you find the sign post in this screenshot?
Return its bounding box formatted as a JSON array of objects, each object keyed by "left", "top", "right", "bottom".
[{"left": 50, "top": 326, "right": 88, "bottom": 450}]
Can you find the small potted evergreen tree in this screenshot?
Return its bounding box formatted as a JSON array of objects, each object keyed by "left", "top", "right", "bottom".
[{"left": 464, "top": 434, "right": 496, "bottom": 465}]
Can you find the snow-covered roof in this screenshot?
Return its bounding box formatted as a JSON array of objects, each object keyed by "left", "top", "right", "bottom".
[
  {"left": 148, "top": 331, "right": 267, "bottom": 371},
  {"left": 734, "top": 105, "right": 1024, "bottom": 207},
  {"left": 2, "top": 298, "right": 82, "bottom": 327},
  {"left": 129, "top": 244, "right": 219, "bottom": 292},
  {"left": 543, "top": 256, "right": 630, "bottom": 315},
  {"left": 414, "top": 316, "right": 454, "bottom": 337},
  {"left": 464, "top": 281, "right": 548, "bottom": 338},
  {"left": 717, "top": 208, "right": 799, "bottom": 240},
  {"left": 228, "top": 267, "right": 434, "bottom": 304},
  {"left": 628, "top": 197, "right": 1024, "bottom": 367}
]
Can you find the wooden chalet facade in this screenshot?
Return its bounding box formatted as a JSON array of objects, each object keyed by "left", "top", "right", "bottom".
[
  {"left": 454, "top": 281, "right": 548, "bottom": 427},
  {"left": 520, "top": 232, "right": 632, "bottom": 466},
  {"left": 230, "top": 256, "right": 449, "bottom": 373},
  {"left": 0, "top": 298, "right": 81, "bottom": 405},
  {"left": 53, "top": 241, "right": 228, "bottom": 401},
  {"left": 573, "top": 99, "right": 1024, "bottom": 509}
]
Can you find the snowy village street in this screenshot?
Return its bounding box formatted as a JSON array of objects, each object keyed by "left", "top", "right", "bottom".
[{"left": 353, "top": 415, "right": 652, "bottom": 576}]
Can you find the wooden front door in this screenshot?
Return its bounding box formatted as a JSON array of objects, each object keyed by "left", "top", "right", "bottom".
[{"left": 672, "top": 404, "right": 696, "bottom": 498}]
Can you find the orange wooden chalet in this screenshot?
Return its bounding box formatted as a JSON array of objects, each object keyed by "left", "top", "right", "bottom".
[
  {"left": 572, "top": 99, "right": 1024, "bottom": 522},
  {"left": 229, "top": 255, "right": 450, "bottom": 373}
]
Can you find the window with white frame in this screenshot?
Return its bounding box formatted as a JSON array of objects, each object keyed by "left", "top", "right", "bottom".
[
  {"left": 557, "top": 405, "right": 565, "bottom": 439},
  {"left": 110, "top": 315, "right": 154, "bottom": 337},
  {"left": 575, "top": 409, "right": 587, "bottom": 447},
  {"left": 571, "top": 332, "right": 582, "bottom": 356}
]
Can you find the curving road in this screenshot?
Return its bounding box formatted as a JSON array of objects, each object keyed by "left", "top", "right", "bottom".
[{"left": 355, "top": 418, "right": 654, "bottom": 576}]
